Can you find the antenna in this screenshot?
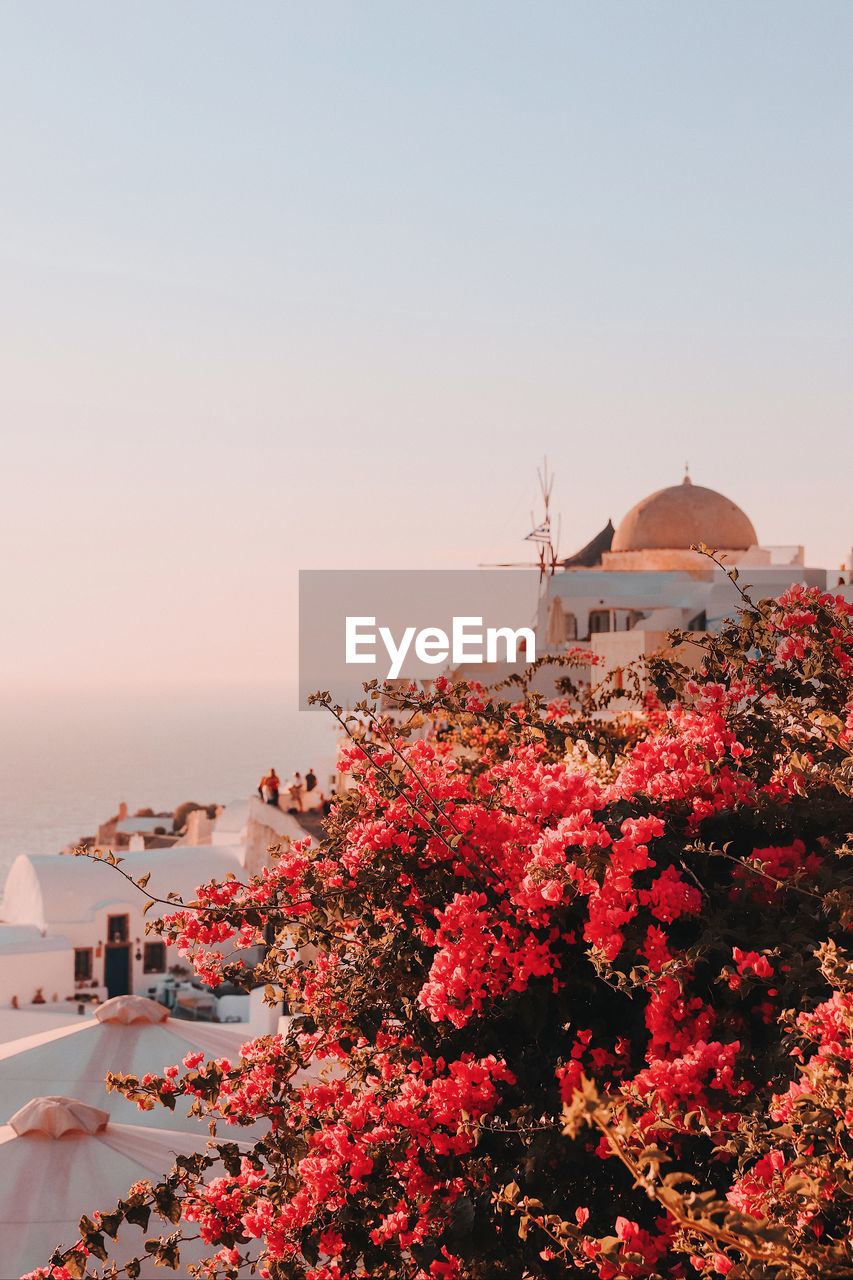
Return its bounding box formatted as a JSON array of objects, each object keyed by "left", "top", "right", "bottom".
[
  {"left": 479, "top": 456, "right": 560, "bottom": 579},
  {"left": 537, "top": 456, "right": 559, "bottom": 579},
  {"left": 529, "top": 456, "right": 559, "bottom": 580}
]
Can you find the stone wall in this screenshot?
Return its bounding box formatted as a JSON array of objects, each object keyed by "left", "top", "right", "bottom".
[
  {"left": 184, "top": 810, "right": 214, "bottom": 846},
  {"left": 244, "top": 797, "right": 310, "bottom": 878}
]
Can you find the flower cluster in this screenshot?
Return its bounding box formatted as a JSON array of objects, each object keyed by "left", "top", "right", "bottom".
[{"left": 45, "top": 584, "right": 853, "bottom": 1280}]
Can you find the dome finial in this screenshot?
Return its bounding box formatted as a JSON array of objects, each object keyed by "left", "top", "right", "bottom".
[{"left": 683, "top": 461, "right": 691, "bottom": 486}]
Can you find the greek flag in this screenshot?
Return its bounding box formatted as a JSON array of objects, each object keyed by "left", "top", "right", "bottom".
[{"left": 525, "top": 519, "right": 551, "bottom": 544}]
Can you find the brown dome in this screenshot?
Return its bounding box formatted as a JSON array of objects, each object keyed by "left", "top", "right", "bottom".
[{"left": 611, "top": 476, "right": 757, "bottom": 553}]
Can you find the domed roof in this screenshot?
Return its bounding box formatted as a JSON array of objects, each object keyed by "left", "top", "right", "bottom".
[{"left": 611, "top": 475, "right": 757, "bottom": 553}]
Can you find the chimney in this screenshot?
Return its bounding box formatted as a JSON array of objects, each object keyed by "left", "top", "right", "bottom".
[{"left": 118, "top": 801, "right": 128, "bottom": 822}]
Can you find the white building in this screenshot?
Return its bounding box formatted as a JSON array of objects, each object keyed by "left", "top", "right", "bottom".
[
  {"left": 536, "top": 472, "right": 848, "bottom": 698},
  {"left": 543, "top": 472, "right": 831, "bottom": 643},
  {"left": 0, "top": 797, "right": 312, "bottom": 1012}
]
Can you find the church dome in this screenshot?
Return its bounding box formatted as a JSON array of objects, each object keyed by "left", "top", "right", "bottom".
[{"left": 611, "top": 475, "right": 757, "bottom": 553}]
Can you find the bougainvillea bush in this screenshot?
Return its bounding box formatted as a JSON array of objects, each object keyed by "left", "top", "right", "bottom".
[{"left": 34, "top": 580, "right": 853, "bottom": 1280}]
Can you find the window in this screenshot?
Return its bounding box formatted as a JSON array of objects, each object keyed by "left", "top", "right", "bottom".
[
  {"left": 107, "top": 914, "right": 129, "bottom": 943},
  {"left": 564, "top": 611, "right": 578, "bottom": 641},
  {"left": 143, "top": 942, "right": 166, "bottom": 974},
  {"left": 589, "top": 609, "right": 611, "bottom": 634},
  {"left": 74, "top": 948, "right": 93, "bottom": 982}
]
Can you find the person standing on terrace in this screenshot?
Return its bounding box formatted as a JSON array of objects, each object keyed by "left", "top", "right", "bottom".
[{"left": 258, "top": 768, "right": 280, "bottom": 807}]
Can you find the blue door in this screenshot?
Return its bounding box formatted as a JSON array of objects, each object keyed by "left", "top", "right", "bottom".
[{"left": 104, "top": 945, "right": 130, "bottom": 998}]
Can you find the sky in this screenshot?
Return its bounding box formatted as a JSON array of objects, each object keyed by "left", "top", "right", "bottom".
[{"left": 2, "top": 1, "right": 852, "bottom": 698}]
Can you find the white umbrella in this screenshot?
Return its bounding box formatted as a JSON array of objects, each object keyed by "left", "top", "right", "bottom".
[
  {"left": 0, "top": 995, "right": 262, "bottom": 1135},
  {"left": 0, "top": 1096, "right": 249, "bottom": 1278}
]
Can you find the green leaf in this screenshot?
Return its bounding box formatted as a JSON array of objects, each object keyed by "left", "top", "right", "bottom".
[
  {"left": 60, "top": 1251, "right": 88, "bottom": 1280},
  {"left": 156, "top": 1239, "right": 181, "bottom": 1269},
  {"left": 123, "top": 1203, "right": 151, "bottom": 1231},
  {"left": 86, "top": 1231, "right": 108, "bottom": 1262},
  {"left": 99, "top": 1211, "right": 123, "bottom": 1239}
]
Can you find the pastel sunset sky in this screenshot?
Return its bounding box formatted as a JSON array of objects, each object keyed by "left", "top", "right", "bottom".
[{"left": 2, "top": 2, "right": 851, "bottom": 694}]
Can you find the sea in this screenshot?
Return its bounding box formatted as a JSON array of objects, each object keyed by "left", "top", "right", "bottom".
[{"left": 0, "top": 685, "right": 337, "bottom": 893}]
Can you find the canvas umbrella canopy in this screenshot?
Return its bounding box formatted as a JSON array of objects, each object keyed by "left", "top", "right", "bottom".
[
  {"left": 0, "top": 1095, "right": 250, "bottom": 1278},
  {"left": 0, "top": 994, "right": 263, "bottom": 1135}
]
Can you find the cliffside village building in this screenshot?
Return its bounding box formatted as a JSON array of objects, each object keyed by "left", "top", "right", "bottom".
[
  {"left": 530, "top": 471, "right": 850, "bottom": 699},
  {"left": 0, "top": 800, "right": 310, "bottom": 1015},
  {"left": 1, "top": 471, "right": 849, "bottom": 1015}
]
